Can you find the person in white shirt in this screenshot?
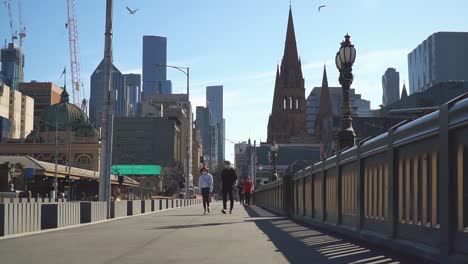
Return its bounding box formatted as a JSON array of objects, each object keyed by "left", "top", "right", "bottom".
[{"left": 198, "top": 167, "right": 214, "bottom": 215}]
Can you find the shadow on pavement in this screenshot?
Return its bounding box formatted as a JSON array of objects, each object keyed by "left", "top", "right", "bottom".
[
  {"left": 149, "top": 222, "right": 241, "bottom": 230},
  {"left": 245, "top": 206, "right": 432, "bottom": 264},
  {"left": 244, "top": 206, "right": 339, "bottom": 264}
]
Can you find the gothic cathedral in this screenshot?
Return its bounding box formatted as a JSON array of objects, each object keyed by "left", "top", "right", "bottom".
[{"left": 267, "top": 7, "right": 308, "bottom": 144}]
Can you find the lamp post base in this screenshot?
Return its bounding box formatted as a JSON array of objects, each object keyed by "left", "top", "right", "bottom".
[{"left": 338, "top": 128, "right": 356, "bottom": 150}]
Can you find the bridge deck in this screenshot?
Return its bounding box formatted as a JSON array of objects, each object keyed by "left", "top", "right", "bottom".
[{"left": 0, "top": 202, "right": 423, "bottom": 264}]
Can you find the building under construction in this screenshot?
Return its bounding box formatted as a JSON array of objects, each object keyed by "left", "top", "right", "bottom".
[{"left": 0, "top": 43, "right": 24, "bottom": 90}]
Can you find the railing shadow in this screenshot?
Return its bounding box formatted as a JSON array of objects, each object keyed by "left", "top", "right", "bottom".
[{"left": 245, "top": 206, "right": 428, "bottom": 264}]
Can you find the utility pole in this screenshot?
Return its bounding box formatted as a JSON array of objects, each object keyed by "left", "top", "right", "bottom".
[
  {"left": 99, "top": 0, "right": 114, "bottom": 217},
  {"left": 186, "top": 67, "right": 191, "bottom": 199}
]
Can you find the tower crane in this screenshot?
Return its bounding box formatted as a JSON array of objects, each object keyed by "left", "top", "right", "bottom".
[
  {"left": 3, "top": 0, "right": 17, "bottom": 44},
  {"left": 66, "top": 0, "right": 85, "bottom": 111},
  {"left": 17, "top": 0, "right": 25, "bottom": 83}
]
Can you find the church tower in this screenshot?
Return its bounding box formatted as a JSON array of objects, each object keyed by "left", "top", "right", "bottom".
[{"left": 267, "top": 7, "right": 307, "bottom": 143}]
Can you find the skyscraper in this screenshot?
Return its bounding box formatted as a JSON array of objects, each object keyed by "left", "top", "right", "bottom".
[
  {"left": 267, "top": 7, "right": 308, "bottom": 144},
  {"left": 408, "top": 32, "right": 468, "bottom": 94},
  {"left": 142, "top": 36, "right": 172, "bottom": 97},
  {"left": 195, "top": 106, "right": 218, "bottom": 171},
  {"left": 124, "top": 74, "right": 141, "bottom": 116},
  {"left": 1, "top": 43, "right": 24, "bottom": 90},
  {"left": 206, "top": 85, "right": 225, "bottom": 164},
  {"left": 90, "top": 59, "right": 127, "bottom": 127},
  {"left": 382, "top": 68, "right": 400, "bottom": 106}
]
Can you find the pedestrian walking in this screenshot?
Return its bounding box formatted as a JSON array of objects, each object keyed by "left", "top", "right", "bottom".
[
  {"left": 243, "top": 177, "right": 254, "bottom": 207},
  {"left": 198, "top": 167, "right": 214, "bottom": 215},
  {"left": 221, "top": 160, "right": 238, "bottom": 214},
  {"left": 237, "top": 180, "right": 244, "bottom": 204}
]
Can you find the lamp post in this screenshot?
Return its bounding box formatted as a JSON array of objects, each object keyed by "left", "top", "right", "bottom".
[
  {"left": 335, "top": 34, "right": 357, "bottom": 150},
  {"left": 257, "top": 164, "right": 263, "bottom": 187},
  {"left": 270, "top": 141, "right": 278, "bottom": 181},
  {"left": 156, "top": 64, "right": 191, "bottom": 200}
]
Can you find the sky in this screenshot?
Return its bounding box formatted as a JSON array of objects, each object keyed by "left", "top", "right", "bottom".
[{"left": 1, "top": 0, "right": 467, "bottom": 162}]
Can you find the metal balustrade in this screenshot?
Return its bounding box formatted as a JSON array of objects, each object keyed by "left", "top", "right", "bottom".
[
  {"left": 0, "top": 199, "right": 202, "bottom": 238},
  {"left": 254, "top": 94, "right": 468, "bottom": 263}
]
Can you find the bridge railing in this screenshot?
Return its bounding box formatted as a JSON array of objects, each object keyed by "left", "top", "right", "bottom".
[
  {"left": 0, "top": 198, "right": 202, "bottom": 237},
  {"left": 255, "top": 94, "right": 468, "bottom": 263}
]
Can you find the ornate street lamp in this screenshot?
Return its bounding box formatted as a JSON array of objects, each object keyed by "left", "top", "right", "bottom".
[
  {"left": 270, "top": 141, "right": 279, "bottom": 181},
  {"left": 257, "top": 164, "right": 263, "bottom": 187},
  {"left": 335, "top": 34, "right": 357, "bottom": 150}
]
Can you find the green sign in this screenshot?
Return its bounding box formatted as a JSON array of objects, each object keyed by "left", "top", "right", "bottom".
[{"left": 111, "top": 165, "right": 161, "bottom": 176}]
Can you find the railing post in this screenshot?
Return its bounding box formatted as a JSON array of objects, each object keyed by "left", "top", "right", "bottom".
[
  {"left": 322, "top": 162, "right": 326, "bottom": 222},
  {"left": 302, "top": 178, "right": 306, "bottom": 216},
  {"left": 311, "top": 174, "right": 314, "bottom": 219},
  {"left": 439, "top": 104, "right": 452, "bottom": 260},
  {"left": 356, "top": 143, "right": 364, "bottom": 230},
  {"left": 387, "top": 128, "right": 396, "bottom": 239},
  {"left": 337, "top": 152, "right": 342, "bottom": 225}
]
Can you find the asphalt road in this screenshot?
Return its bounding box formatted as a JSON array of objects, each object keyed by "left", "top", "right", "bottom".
[{"left": 0, "top": 202, "right": 425, "bottom": 264}]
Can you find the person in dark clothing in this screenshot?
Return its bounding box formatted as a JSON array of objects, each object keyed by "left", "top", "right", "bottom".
[
  {"left": 237, "top": 180, "right": 244, "bottom": 204},
  {"left": 221, "top": 160, "right": 238, "bottom": 214}
]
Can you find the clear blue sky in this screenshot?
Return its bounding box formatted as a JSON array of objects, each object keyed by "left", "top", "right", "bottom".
[{"left": 1, "top": 0, "right": 467, "bottom": 162}]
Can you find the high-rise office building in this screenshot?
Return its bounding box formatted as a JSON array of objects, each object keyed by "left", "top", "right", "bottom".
[
  {"left": 1, "top": 43, "right": 24, "bottom": 90},
  {"left": 142, "top": 36, "right": 173, "bottom": 97},
  {"left": 382, "top": 68, "right": 400, "bottom": 106},
  {"left": 408, "top": 32, "right": 468, "bottom": 94},
  {"left": 124, "top": 74, "right": 141, "bottom": 116},
  {"left": 20, "top": 95, "right": 34, "bottom": 139},
  {"left": 206, "top": 85, "right": 225, "bottom": 164},
  {"left": 0, "top": 84, "right": 34, "bottom": 140},
  {"left": 90, "top": 59, "right": 127, "bottom": 127},
  {"left": 18, "top": 82, "right": 63, "bottom": 129},
  {"left": 195, "top": 106, "right": 220, "bottom": 172}
]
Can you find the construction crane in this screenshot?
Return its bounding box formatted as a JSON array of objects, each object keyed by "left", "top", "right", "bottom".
[
  {"left": 3, "top": 0, "right": 17, "bottom": 43},
  {"left": 66, "top": 0, "right": 84, "bottom": 110},
  {"left": 17, "top": 0, "right": 25, "bottom": 83},
  {"left": 18, "top": 0, "right": 25, "bottom": 50}
]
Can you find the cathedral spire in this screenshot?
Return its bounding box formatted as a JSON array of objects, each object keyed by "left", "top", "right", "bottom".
[
  {"left": 401, "top": 83, "right": 408, "bottom": 99},
  {"left": 267, "top": 5, "right": 307, "bottom": 144},
  {"left": 316, "top": 65, "right": 335, "bottom": 159},
  {"left": 282, "top": 6, "right": 300, "bottom": 68},
  {"left": 317, "top": 65, "right": 333, "bottom": 122}
]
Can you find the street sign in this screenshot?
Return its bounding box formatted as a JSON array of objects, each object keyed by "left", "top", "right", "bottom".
[{"left": 111, "top": 165, "right": 161, "bottom": 175}]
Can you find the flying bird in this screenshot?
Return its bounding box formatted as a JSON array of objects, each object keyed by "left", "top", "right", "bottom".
[
  {"left": 318, "top": 5, "right": 326, "bottom": 12},
  {"left": 126, "top": 6, "right": 139, "bottom": 14}
]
